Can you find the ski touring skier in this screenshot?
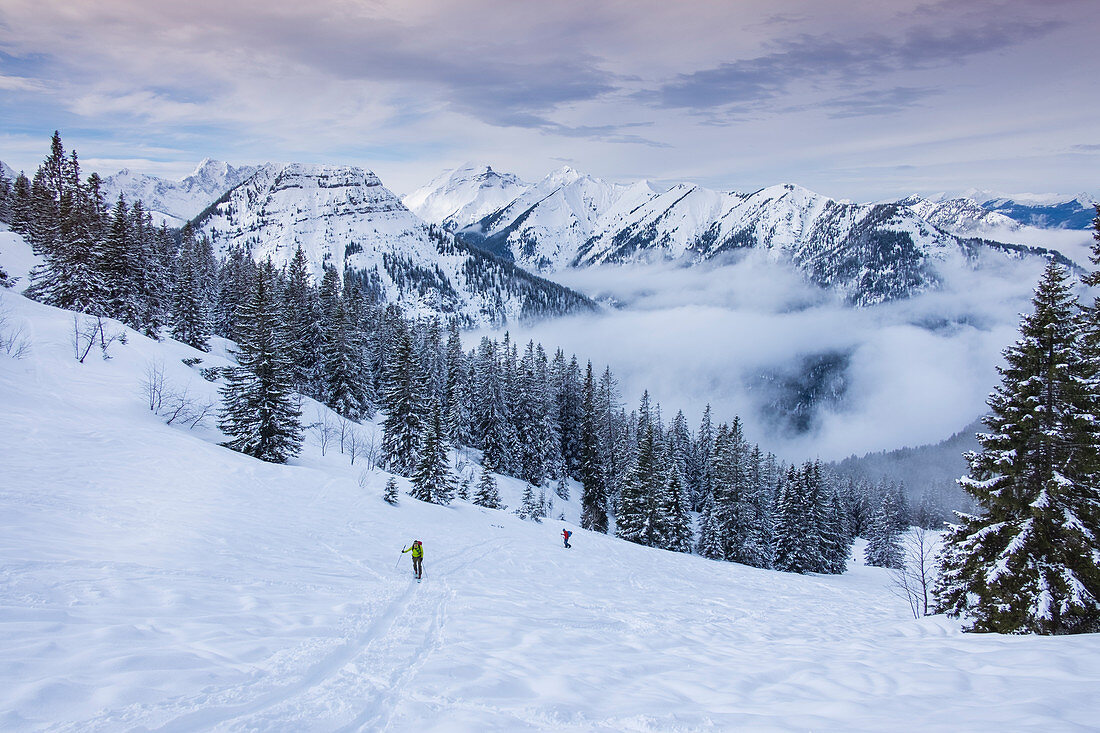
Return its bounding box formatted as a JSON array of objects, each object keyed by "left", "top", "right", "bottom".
[
  {"left": 562, "top": 529, "right": 572, "bottom": 548},
  {"left": 402, "top": 540, "right": 424, "bottom": 580}
]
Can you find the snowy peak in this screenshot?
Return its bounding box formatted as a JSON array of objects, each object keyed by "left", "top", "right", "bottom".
[
  {"left": 101, "top": 158, "right": 260, "bottom": 227},
  {"left": 193, "top": 162, "right": 595, "bottom": 325},
  {"left": 403, "top": 162, "right": 529, "bottom": 232}
]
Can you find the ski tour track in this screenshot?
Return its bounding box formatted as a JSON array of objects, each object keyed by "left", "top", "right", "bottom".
[{"left": 50, "top": 539, "right": 508, "bottom": 732}]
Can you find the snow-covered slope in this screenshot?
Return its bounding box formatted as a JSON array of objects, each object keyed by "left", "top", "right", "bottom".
[
  {"left": 101, "top": 159, "right": 259, "bottom": 227},
  {"left": 193, "top": 163, "right": 595, "bottom": 325},
  {"left": 454, "top": 172, "right": 1067, "bottom": 305},
  {"left": 402, "top": 163, "right": 529, "bottom": 232},
  {"left": 3, "top": 288, "right": 1100, "bottom": 731}
]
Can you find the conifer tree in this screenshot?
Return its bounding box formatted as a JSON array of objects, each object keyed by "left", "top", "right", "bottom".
[
  {"left": 321, "top": 289, "right": 371, "bottom": 420},
  {"left": 864, "top": 495, "right": 903, "bottom": 569},
  {"left": 935, "top": 259, "right": 1100, "bottom": 634},
  {"left": 217, "top": 260, "right": 302, "bottom": 463},
  {"left": 383, "top": 477, "right": 400, "bottom": 505},
  {"left": 474, "top": 468, "right": 502, "bottom": 509},
  {"left": 661, "top": 459, "right": 694, "bottom": 553},
  {"left": 171, "top": 225, "right": 210, "bottom": 350},
  {"left": 101, "top": 194, "right": 142, "bottom": 329},
  {"left": 516, "top": 484, "right": 542, "bottom": 521},
  {"left": 696, "top": 494, "right": 724, "bottom": 559},
  {"left": 616, "top": 422, "right": 659, "bottom": 546},
  {"left": 381, "top": 323, "right": 424, "bottom": 477},
  {"left": 410, "top": 397, "right": 455, "bottom": 505},
  {"left": 580, "top": 361, "right": 608, "bottom": 532}
]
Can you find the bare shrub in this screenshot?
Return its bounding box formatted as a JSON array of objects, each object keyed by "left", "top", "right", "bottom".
[
  {"left": 72, "top": 315, "right": 126, "bottom": 363},
  {"left": 890, "top": 527, "right": 941, "bottom": 619},
  {"left": 142, "top": 360, "right": 167, "bottom": 412},
  {"left": 309, "top": 408, "right": 336, "bottom": 457},
  {"left": 0, "top": 300, "right": 30, "bottom": 359},
  {"left": 140, "top": 359, "right": 215, "bottom": 430}
]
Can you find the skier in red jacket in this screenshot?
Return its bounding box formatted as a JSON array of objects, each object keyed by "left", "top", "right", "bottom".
[{"left": 562, "top": 529, "right": 572, "bottom": 548}]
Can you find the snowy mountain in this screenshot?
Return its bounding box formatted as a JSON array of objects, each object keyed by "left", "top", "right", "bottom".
[
  {"left": 192, "top": 163, "right": 596, "bottom": 325},
  {"left": 965, "top": 191, "right": 1098, "bottom": 230},
  {"left": 451, "top": 170, "right": 1069, "bottom": 306},
  {"left": 101, "top": 158, "right": 259, "bottom": 227},
  {"left": 896, "top": 194, "right": 1019, "bottom": 235},
  {"left": 4, "top": 287, "right": 1100, "bottom": 730},
  {"left": 402, "top": 163, "right": 529, "bottom": 232}
]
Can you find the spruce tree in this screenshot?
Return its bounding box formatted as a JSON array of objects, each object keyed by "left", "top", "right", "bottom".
[
  {"left": 217, "top": 261, "right": 302, "bottom": 463},
  {"left": 171, "top": 225, "right": 210, "bottom": 350},
  {"left": 410, "top": 397, "right": 455, "bottom": 505},
  {"left": 474, "top": 468, "right": 502, "bottom": 509},
  {"left": 864, "top": 496, "right": 903, "bottom": 569},
  {"left": 935, "top": 259, "right": 1100, "bottom": 634},
  {"left": 616, "top": 423, "right": 659, "bottom": 546},
  {"left": 580, "top": 361, "right": 608, "bottom": 532},
  {"left": 383, "top": 477, "right": 400, "bottom": 505},
  {"left": 381, "top": 323, "right": 423, "bottom": 477}
]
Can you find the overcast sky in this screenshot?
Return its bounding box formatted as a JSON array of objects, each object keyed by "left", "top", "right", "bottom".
[{"left": 1, "top": 0, "right": 1097, "bottom": 200}]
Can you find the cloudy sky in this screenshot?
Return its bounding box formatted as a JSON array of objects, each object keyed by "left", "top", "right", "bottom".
[{"left": 1, "top": 0, "right": 1097, "bottom": 200}]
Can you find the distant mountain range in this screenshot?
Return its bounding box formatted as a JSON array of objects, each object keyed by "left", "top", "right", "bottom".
[
  {"left": 7, "top": 153, "right": 1087, "bottom": 315},
  {"left": 101, "top": 159, "right": 259, "bottom": 227},
  {"left": 405, "top": 165, "right": 1086, "bottom": 305},
  {"left": 190, "top": 163, "right": 595, "bottom": 326}
]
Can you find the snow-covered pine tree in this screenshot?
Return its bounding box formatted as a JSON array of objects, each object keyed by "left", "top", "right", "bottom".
[
  {"left": 443, "top": 319, "right": 471, "bottom": 446},
  {"left": 473, "top": 337, "right": 514, "bottom": 474},
  {"left": 383, "top": 477, "right": 400, "bottom": 505},
  {"left": 410, "top": 397, "right": 455, "bottom": 505},
  {"left": 660, "top": 455, "right": 694, "bottom": 553},
  {"left": 935, "top": 259, "right": 1100, "bottom": 634},
  {"left": 864, "top": 495, "right": 903, "bottom": 569},
  {"left": 516, "top": 483, "right": 541, "bottom": 521},
  {"left": 101, "top": 194, "right": 142, "bottom": 329},
  {"left": 131, "top": 201, "right": 169, "bottom": 339},
  {"left": 772, "top": 464, "right": 822, "bottom": 574},
  {"left": 170, "top": 225, "right": 210, "bottom": 351},
  {"left": 320, "top": 288, "right": 372, "bottom": 421},
  {"left": 26, "top": 138, "right": 109, "bottom": 315},
  {"left": 696, "top": 494, "right": 724, "bottom": 560},
  {"left": 381, "top": 322, "right": 424, "bottom": 477},
  {"left": 217, "top": 260, "right": 303, "bottom": 464},
  {"left": 282, "top": 246, "right": 323, "bottom": 396},
  {"left": 8, "top": 172, "right": 33, "bottom": 239},
  {"left": 515, "top": 341, "right": 551, "bottom": 486},
  {"left": 616, "top": 422, "right": 659, "bottom": 546},
  {"left": 473, "top": 468, "right": 502, "bottom": 509},
  {"left": 692, "top": 404, "right": 715, "bottom": 511},
  {"left": 580, "top": 361, "right": 608, "bottom": 532},
  {"left": 737, "top": 444, "right": 774, "bottom": 569}
]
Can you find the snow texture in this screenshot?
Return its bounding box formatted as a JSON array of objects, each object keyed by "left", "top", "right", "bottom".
[{"left": 3, "top": 287, "right": 1100, "bottom": 731}]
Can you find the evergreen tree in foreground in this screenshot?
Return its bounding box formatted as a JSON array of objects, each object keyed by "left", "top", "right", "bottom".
[
  {"left": 218, "top": 261, "right": 303, "bottom": 463},
  {"left": 935, "top": 259, "right": 1100, "bottom": 634}
]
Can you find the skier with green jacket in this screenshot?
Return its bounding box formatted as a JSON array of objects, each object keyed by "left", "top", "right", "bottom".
[{"left": 402, "top": 540, "right": 424, "bottom": 579}]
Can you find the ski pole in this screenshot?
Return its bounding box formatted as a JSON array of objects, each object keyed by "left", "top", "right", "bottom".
[{"left": 395, "top": 548, "right": 406, "bottom": 569}]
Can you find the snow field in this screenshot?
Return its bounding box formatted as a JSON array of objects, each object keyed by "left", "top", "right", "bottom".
[{"left": 2, "top": 290, "right": 1100, "bottom": 731}]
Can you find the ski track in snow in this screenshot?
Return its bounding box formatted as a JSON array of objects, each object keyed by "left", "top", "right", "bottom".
[{"left": 4, "top": 291, "right": 1100, "bottom": 732}]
